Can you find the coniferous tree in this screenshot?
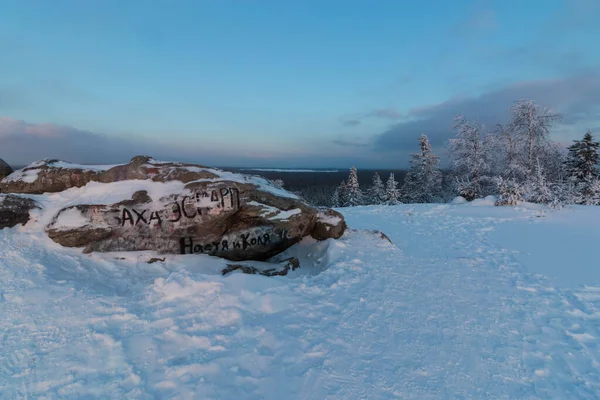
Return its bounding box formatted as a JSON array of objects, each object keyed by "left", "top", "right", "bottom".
[
  {"left": 385, "top": 173, "right": 400, "bottom": 205},
  {"left": 344, "top": 167, "right": 364, "bottom": 206},
  {"left": 565, "top": 130, "right": 599, "bottom": 183},
  {"left": 368, "top": 172, "right": 387, "bottom": 205},
  {"left": 331, "top": 186, "right": 341, "bottom": 207},
  {"left": 402, "top": 134, "right": 443, "bottom": 203},
  {"left": 336, "top": 180, "right": 349, "bottom": 207}
]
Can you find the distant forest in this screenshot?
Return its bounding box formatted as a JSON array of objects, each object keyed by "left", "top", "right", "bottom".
[{"left": 229, "top": 168, "right": 412, "bottom": 207}]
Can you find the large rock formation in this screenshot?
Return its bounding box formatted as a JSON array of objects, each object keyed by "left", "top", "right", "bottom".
[
  {"left": 0, "top": 156, "right": 221, "bottom": 194},
  {"left": 11, "top": 156, "right": 348, "bottom": 261},
  {"left": 0, "top": 195, "right": 38, "bottom": 229},
  {"left": 0, "top": 158, "right": 13, "bottom": 182}
]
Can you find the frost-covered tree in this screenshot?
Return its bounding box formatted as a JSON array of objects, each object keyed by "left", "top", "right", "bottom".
[
  {"left": 367, "top": 172, "right": 387, "bottom": 205},
  {"left": 524, "top": 159, "right": 553, "bottom": 204},
  {"left": 581, "top": 178, "right": 600, "bottom": 206},
  {"left": 344, "top": 167, "right": 364, "bottom": 206},
  {"left": 385, "top": 173, "right": 400, "bottom": 205},
  {"left": 331, "top": 185, "right": 341, "bottom": 207},
  {"left": 489, "top": 123, "right": 527, "bottom": 182},
  {"left": 565, "top": 130, "right": 599, "bottom": 183},
  {"left": 333, "top": 180, "right": 348, "bottom": 207},
  {"left": 494, "top": 176, "right": 524, "bottom": 206},
  {"left": 401, "top": 134, "right": 443, "bottom": 203},
  {"left": 508, "top": 99, "right": 561, "bottom": 173},
  {"left": 449, "top": 115, "right": 491, "bottom": 200}
]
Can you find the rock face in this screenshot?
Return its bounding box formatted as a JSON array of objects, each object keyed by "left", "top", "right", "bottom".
[
  {"left": 0, "top": 195, "right": 38, "bottom": 229},
  {"left": 0, "top": 159, "right": 13, "bottom": 182},
  {"left": 0, "top": 156, "right": 219, "bottom": 194},
  {"left": 39, "top": 156, "right": 347, "bottom": 261}
]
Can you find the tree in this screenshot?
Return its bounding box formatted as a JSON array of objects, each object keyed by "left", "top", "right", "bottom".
[
  {"left": 402, "top": 134, "right": 442, "bottom": 203},
  {"left": 508, "top": 99, "right": 561, "bottom": 173},
  {"left": 494, "top": 176, "right": 524, "bottom": 206},
  {"left": 344, "top": 167, "right": 364, "bottom": 206},
  {"left": 331, "top": 185, "right": 341, "bottom": 207},
  {"left": 524, "top": 159, "right": 553, "bottom": 204},
  {"left": 565, "top": 130, "right": 599, "bottom": 183},
  {"left": 334, "top": 180, "right": 349, "bottom": 207},
  {"left": 449, "top": 114, "right": 491, "bottom": 200},
  {"left": 367, "top": 172, "right": 387, "bottom": 205},
  {"left": 385, "top": 173, "right": 400, "bottom": 205}
]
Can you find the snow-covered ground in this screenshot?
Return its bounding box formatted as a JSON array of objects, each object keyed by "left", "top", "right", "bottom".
[{"left": 2, "top": 201, "right": 600, "bottom": 399}]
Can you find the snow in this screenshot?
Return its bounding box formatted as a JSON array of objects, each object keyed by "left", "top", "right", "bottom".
[
  {"left": 246, "top": 201, "right": 302, "bottom": 221},
  {"left": 51, "top": 207, "right": 89, "bottom": 230},
  {"left": 2, "top": 200, "right": 600, "bottom": 398},
  {"left": 317, "top": 211, "right": 342, "bottom": 225}
]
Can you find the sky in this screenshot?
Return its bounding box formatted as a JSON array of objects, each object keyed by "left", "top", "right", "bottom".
[{"left": 1, "top": 0, "right": 600, "bottom": 168}]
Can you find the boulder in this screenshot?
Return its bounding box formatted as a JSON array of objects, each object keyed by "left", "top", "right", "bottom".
[
  {"left": 43, "top": 159, "right": 347, "bottom": 261},
  {"left": 0, "top": 156, "right": 221, "bottom": 194},
  {"left": 0, "top": 159, "right": 103, "bottom": 194},
  {"left": 0, "top": 195, "right": 39, "bottom": 229},
  {"left": 310, "top": 209, "right": 346, "bottom": 240},
  {"left": 0, "top": 159, "right": 13, "bottom": 182}
]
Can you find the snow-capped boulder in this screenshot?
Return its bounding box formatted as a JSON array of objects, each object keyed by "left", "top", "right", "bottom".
[
  {"left": 0, "top": 156, "right": 221, "bottom": 194},
  {"left": 42, "top": 158, "right": 346, "bottom": 261},
  {"left": 0, "top": 158, "right": 105, "bottom": 194},
  {"left": 310, "top": 209, "right": 346, "bottom": 240},
  {"left": 0, "top": 195, "right": 38, "bottom": 229},
  {"left": 0, "top": 158, "right": 13, "bottom": 182}
]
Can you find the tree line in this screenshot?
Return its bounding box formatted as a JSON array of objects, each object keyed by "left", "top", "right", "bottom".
[{"left": 330, "top": 99, "right": 600, "bottom": 208}]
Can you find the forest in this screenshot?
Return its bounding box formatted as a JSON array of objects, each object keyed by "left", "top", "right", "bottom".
[{"left": 248, "top": 99, "right": 599, "bottom": 209}]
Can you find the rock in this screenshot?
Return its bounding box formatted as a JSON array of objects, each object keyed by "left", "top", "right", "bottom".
[
  {"left": 0, "top": 195, "right": 38, "bottom": 229},
  {"left": 222, "top": 257, "right": 300, "bottom": 276},
  {"left": 0, "top": 159, "right": 13, "bottom": 182},
  {"left": 44, "top": 160, "right": 346, "bottom": 261},
  {"left": 0, "top": 159, "right": 102, "bottom": 194},
  {"left": 0, "top": 156, "right": 220, "bottom": 194},
  {"left": 310, "top": 209, "right": 346, "bottom": 240}
]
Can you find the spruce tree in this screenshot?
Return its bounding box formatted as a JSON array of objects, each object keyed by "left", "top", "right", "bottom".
[
  {"left": 385, "top": 173, "right": 400, "bottom": 205},
  {"left": 331, "top": 186, "right": 341, "bottom": 207},
  {"left": 336, "top": 180, "right": 349, "bottom": 207},
  {"left": 368, "top": 172, "right": 387, "bottom": 205},
  {"left": 565, "top": 130, "right": 599, "bottom": 183},
  {"left": 402, "top": 134, "right": 443, "bottom": 203},
  {"left": 345, "top": 167, "right": 364, "bottom": 206}
]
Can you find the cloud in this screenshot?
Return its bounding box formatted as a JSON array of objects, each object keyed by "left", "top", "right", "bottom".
[
  {"left": 339, "top": 108, "right": 402, "bottom": 127},
  {"left": 373, "top": 67, "right": 600, "bottom": 152},
  {"left": 332, "top": 139, "right": 369, "bottom": 147}
]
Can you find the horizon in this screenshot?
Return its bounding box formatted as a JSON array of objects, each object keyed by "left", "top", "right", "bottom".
[{"left": 1, "top": 0, "right": 599, "bottom": 168}]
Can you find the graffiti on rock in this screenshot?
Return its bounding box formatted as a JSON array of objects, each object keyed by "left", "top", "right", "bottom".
[
  {"left": 180, "top": 226, "right": 293, "bottom": 255},
  {"left": 117, "top": 187, "right": 240, "bottom": 227}
]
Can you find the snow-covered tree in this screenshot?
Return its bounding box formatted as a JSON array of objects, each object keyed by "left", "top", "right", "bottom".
[
  {"left": 385, "top": 173, "right": 400, "bottom": 205},
  {"left": 508, "top": 99, "right": 561, "bottom": 173},
  {"left": 402, "top": 134, "right": 442, "bottom": 203},
  {"left": 524, "top": 159, "right": 553, "bottom": 204},
  {"left": 331, "top": 185, "right": 341, "bottom": 207},
  {"left": 489, "top": 123, "right": 527, "bottom": 182},
  {"left": 367, "top": 172, "right": 387, "bottom": 205},
  {"left": 494, "top": 176, "right": 524, "bottom": 206},
  {"left": 344, "top": 167, "right": 364, "bottom": 206},
  {"left": 581, "top": 178, "right": 600, "bottom": 206},
  {"left": 449, "top": 114, "right": 491, "bottom": 200},
  {"left": 333, "top": 180, "right": 348, "bottom": 207},
  {"left": 565, "top": 130, "right": 599, "bottom": 183}
]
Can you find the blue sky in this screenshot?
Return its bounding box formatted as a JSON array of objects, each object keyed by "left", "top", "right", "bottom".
[{"left": 1, "top": 0, "right": 599, "bottom": 168}]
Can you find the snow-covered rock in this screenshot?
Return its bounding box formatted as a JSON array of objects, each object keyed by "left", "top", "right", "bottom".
[
  {"left": 0, "top": 156, "right": 347, "bottom": 261},
  {"left": 0, "top": 194, "right": 38, "bottom": 229}
]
